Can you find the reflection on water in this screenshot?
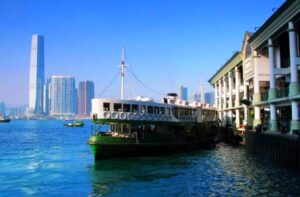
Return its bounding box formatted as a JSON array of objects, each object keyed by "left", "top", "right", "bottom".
[
  {"left": 0, "top": 121, "right": 300, "bottom": 196},
  {"left": 89, "top": 145, "right": 300, "bottom": 197}
]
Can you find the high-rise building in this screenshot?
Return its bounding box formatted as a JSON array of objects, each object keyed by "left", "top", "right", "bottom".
[
  {"left": 49, "top": 76, "right": 77, "bottom": 118},
  {"left": 204, "top": 92, "right": 215, "bottom": 105},
  {"left": 43, "top": 78, "right": 51, "bottom": 114},
  {"left": 28, "top": 34, "right": 44, "bottom": 115},
  {"left": 178, "top": 85, "right": 188, "bottom": 101},
  {"left": 78, "top": 81, "right": 94, "bottom": 116},
  {"left": 0, "top": 102, "right": 6, "bottom": 116}
]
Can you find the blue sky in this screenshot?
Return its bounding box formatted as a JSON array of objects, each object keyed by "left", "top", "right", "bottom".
[{"left": 0, "top": 0, "right": 284, "bottom": 106}]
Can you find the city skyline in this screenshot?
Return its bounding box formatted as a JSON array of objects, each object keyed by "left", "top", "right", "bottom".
[{"left": 0, "top": 0, "right": 285, "bottom": 106}]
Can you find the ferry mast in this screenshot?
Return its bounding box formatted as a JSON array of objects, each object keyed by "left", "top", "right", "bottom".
[{"left": 121, "top": 47, "right": 127, "bottom": 100}]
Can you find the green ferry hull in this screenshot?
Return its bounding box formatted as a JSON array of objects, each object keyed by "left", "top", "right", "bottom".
[{"left": 88, "top": 137, "right": 215, "bottom": 160}]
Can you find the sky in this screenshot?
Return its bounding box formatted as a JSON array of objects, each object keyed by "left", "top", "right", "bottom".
[{"left": 0, "top": 0, "right": 285, "bottom": 107}]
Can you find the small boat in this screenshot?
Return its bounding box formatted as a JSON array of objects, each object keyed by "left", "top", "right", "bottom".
[
  {"left": 64, "top": 120, "right": 84, "bottom": 127},
  {"left": 0, "top": 116, "right": 11, "bottom": 123}
]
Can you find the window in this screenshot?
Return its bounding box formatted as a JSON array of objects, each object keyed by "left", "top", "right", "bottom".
[
  {"left": 132, "top": 104, "right": 139, "bottom": 113},
  {"left": 172, "top": 107, "right": 178, "bottom": 118},
  {"left": 166, "top": 108, "right": 170, "bottom": 115},
  {"left": 123, "top": 104, "right": 130, "bottom": 112},
  {"left": 141, "top": 105, "right": 146, "bottom": 113},
  {"left": 154, "top": 106, "right": 159, "bottom": 114},
  {"left": 160, "top": 107, "right": 165, "bottom": 115},
  {"left": 103, "top": 103, "right": 110, "bottom": 111},
  {"left": 114, "top": 103, "right": 122, "bottom": 112},
  {"left": 147, "top": 106, "right": 153, "bottom": 114}
]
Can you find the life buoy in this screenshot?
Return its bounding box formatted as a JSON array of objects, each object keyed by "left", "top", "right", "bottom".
[
  {"left": 128, "top": 113, "right": 134, "bottom": 120},
  {"left": 133, "top": 113, "right": 139, "bottom": 120},
  {"left": 111, "top": 112, "right": 119, "bottom": 119},
  {"left": 103, "top": 112, "right": 111, "bottom": 119},
  {"left": 120, "top": 113, "right": 127, "bottom": 120}
]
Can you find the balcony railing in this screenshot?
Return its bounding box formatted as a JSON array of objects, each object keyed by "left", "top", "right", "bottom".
[
  {"left": 261, "top": 92, "right": 268, "bottom": 101},
  {"left": 276, "top": 88, "right": 289, "bottom": 98}
]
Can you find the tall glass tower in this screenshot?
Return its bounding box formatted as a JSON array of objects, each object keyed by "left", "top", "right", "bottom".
[
  {"left": 28, "top": 34, "right": 44, "bottom": 115},
  {"left": 178, "top": 85, "right": 188, "bottom": 101}
]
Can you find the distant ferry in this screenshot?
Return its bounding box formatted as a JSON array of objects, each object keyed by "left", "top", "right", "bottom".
[
  {"left": 0, "top": 116, "right": 11, "bottom": 123},
  {"left": 87, "top": 48, "right": 218, "bottom": 159}
]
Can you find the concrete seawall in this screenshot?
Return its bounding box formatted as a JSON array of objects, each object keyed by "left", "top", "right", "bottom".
[{"left": 245, "top": 130, "right": 300, "bottom": 171}]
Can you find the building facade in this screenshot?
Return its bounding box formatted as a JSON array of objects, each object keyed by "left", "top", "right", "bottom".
[
  {"left": 49, "top": 76, "right": 77, "bottom": 118},
  {"left": 28, "top": 34, "right": 45, "bottom": 115},
  {"left": 78, "top": 81, "right": 94, "bottom": 117},
  {"left": 248, "top": 0, "right": 300, "bottom": 133},
  {"left": 209, "top": 0, "right": 300, "bottom": 133},
  {"left": 178, "top": 85, "right": 188, "bottom": 101}
]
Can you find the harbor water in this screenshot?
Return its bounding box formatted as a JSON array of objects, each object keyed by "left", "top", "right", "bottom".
[{"left": 0, "top": 120, "right": 300, "bottom": 196}]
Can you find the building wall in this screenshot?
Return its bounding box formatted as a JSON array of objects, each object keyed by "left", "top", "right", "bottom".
[
  {"left": 49, "top": 76, "right": 76, "bottom": 117},
  {"left": 78, "top": 81, "right": 94, "bottom": 116}
]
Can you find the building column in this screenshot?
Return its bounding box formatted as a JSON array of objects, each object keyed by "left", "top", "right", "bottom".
[
  {"left": 288, "top": 21, "right": 300, "bottom": 133},
  {"left": 234, "top": 67, "right": 240, "bottom": 107},
  {"left": 235, "top": 109, "right": 240, "bottom": 128},
  {"left": 253, "top": 51, "right": 261, "bottom": 126},
  {"left": 218, "top": 80, "right": 222, "bottom": 120},
  {"left": 288, "top": 21, "right": 300, "bottom": 96},
  {"left": 268, "top": 39, "right": 277, "bottom": 100},
  {"left": 228, "top": 71, "right": 233, "bottom": 125},
  {"left": 267, "top": 39, "right": 278, "bottom": 131},
  {"left": 223, "top": 76, "right": 227, "bottom": 109},
  {"left": 291, "top": 102, "right": 300, "bottom": 133},
  {"left": 214, "top": 84, "right": 218, "bottom": 109},
  {"left": 234, "top": 67, "right": 240, "bottom": 128},
  {"left": 269, "top": 104, "right": 278, "bottom": 132},
  {"left": 223, "top": 76, "right": 227, "bottom": 125},
  {"left": 243, "top": 83, "right": 248, "bottom": 125}
]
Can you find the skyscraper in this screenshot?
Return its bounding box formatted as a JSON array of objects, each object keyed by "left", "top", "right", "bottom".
[
  {"left": 49, "top": 76, "right": 77, "bottom": 118},
  {"left": 0, "top": 102, "right": 6, "bottom": 116},
  {"left": 28, "top": 34, "right": 44, "bottom": 115},
  {"left": 178, "top": 85, "right": 188, "bottom": 101},
  {"left": 204, "top": 92, "right": 215, "bottom": 105},
  {"left": 78, "top": 81, "right": 94, "bottom": 116}
]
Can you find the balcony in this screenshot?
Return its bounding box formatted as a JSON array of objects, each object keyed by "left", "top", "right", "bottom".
[
  {"left": 261, "top": 92, "right": 268, "bottom": 102},
  {"left": 276, "top": 88, "right": 289, "bottom": 98}
]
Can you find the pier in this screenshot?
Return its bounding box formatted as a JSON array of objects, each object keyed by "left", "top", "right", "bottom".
[{"left": 245, "top": 130, "right": 300, "bottom": 171}]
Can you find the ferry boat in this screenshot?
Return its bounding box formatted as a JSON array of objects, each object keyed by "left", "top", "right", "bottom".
[
  {"left": 0, "top": 116, "right": 11, "bottom": 123},
  {"left": 89, "top": 95, "right": 218, "bottom": 159},
  {"left": 88, "top": 48, "right": 218, "bottom": 159}
]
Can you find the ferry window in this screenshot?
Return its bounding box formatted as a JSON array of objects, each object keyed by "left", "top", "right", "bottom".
[
  {"left": 172, "top": 107, "right": 178, "bottom": 118},
  {"left": 132, "top": 104, "right": 139, "bottom": 113},
  {"left": 148, "top": 106, "right": 153, "bottom": 114},
  {"left": 154, "top": 106, "right": 159, "bottom": 114},
  {"left": 166, "top": 108, "right": 170, "bottom": 115},
  {"left": 114, "top": 103, "right": 122, "bottom": 112},
  {"left": 141, "top": 105, "right": 146, "bottom": 113},
  {"left": 103, "top": 103, "right": 110, "bottom": 111},
  {"left": 123, "top": 104, "right": 130, "bottom": 112},
  {"left": 160, "top": 107, "right": 165, "bottom": 114}
]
